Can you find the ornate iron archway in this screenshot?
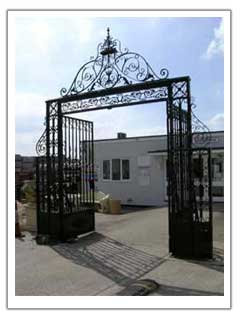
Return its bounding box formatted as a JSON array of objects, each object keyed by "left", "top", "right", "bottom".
[{"left": 36, "top": 28, "right": 212, "bottom": 258}]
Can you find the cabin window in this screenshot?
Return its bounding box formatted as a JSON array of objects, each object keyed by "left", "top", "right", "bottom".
[
  {"left": 122, "top": 159, "right": 130, "bottom": 180},
  {"left": 112, "top": 159, "right": 121, "bottom": 180},
  {"left": 103, "top": 160, "right": 110, "bottom": 180}
]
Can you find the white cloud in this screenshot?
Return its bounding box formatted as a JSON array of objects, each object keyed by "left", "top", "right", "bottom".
[
  {"left": 207, "top": 113, "right": 224, "bottom": 131},
  {"left": 203, "top": 19, "right": 224, "bottom": 60}
]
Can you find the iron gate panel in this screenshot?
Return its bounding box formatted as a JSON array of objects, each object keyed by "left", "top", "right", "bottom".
[
  {"left": 192, "top": 148, "right": 213, "bottom": 258},
  {"left": 167, "top": 94, "right": 194, "bottom": 257},
  {"left": 61, "top": 115, "right": 95, "bottom": 239},
  {"left": 167, "top": 91, "right": 213, "bottom": 258},
  {"left": 36, "top": 106, "right": 95, "bottom": 241}
]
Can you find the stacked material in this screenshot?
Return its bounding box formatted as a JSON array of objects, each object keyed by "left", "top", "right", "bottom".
[
  {"left": 17, "top": 201, "right": 37, "bottom": 232},
  {"left": 95, "top": 192, "right": 121, "bottom": 214}
]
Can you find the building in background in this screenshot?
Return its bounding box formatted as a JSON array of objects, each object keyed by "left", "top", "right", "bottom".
[
  {"left": 15, "top": 131, "right": 224, "bottom": 206},
  {"left": 94, "top": 131, "right": 224, "bottom": 206}
]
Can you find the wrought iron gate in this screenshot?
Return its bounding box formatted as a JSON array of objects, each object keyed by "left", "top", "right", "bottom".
[
  {"left": 167, "top": 98, "right": 213, "bottom": 258},
  {"left": 36, "top": 112, "right": 95, "bottom": 241},
  {"left": 35, "top": 28, "right": 213, "bottom": 257}
]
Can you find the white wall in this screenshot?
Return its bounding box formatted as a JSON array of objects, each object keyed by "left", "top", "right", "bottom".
[
  {"left": 94, "top": 133, "right": 224, "bottom": 206},
  {"left": 94, "top": 136, "right": 167, "bottom": 206}
]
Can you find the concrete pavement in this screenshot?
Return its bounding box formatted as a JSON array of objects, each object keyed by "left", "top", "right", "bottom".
[{"left": 15, "top": 205, "right": 224, "bottom": 296}]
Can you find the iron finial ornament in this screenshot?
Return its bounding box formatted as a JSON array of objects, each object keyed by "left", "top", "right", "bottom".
[
  {"left": 100, "top": 27, "right": 118, "bottom": 56},
  {"left": 60, "top": 29, "right": 169, "bottom": 96}
]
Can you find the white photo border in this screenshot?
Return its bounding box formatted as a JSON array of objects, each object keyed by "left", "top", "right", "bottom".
[{"left": 8, "top": 9, "right": 231, "bottom": 309}]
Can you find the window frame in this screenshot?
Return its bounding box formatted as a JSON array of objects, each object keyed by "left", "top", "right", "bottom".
[
  {"left": 102, "top": 158, "right": 131, "bottom": 181},
  {"left": 121, "top": 159, "right": 130, "bottom": 181},
  {"left": 212, "top": 156, "right": 224, "bottom": 181},
  {"left": 112, "top": 158, "right": 121, "bottom": 181},
  {"left": 102, "top": 159, "right": 111, "bottom": 181}
]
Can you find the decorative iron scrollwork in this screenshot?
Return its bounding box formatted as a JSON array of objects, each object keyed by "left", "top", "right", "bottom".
[
  {"left": 61, "top": 87, "right": 169, "bottom": 113},
  {"left": 172, "top": 81, "right": 188, "bottom": 99},
  {"left": 60, "top": 28, "right": 169, "bottom": 96},
  {"left": 191, "top": 102, "right": 212, "bottom": 147},
  {"left": 36, "top": 129, "right": 47, "bottom": 156}
]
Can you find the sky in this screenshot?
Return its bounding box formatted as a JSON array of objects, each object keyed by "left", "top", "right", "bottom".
[{"left": 15, "top": 15, "right": 224, "bottom": 155}]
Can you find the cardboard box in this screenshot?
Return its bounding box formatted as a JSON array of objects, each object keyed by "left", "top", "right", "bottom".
[{"left": 109, "top": 200, "right": 121, "bottom": 214}]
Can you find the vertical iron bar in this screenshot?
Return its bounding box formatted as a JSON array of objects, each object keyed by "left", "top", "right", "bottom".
[
  {"left": 90, "top": 123, "right": 92, "bottom": 204},
  {"left": 36, "top": 157, "right": 40, "bottom": 235},
  {"left": 87, "top": 122, "right": 90, "bottom": 205},
  {"left": 91, "top": 121, "right": 95, "bottom": 229},
  {"left": 179, "top": 101, "right": 184, "bottom": 213},
  {"left": 42, "top": 157, "right": 46, "bottom": 213},
  {"left": 83, "top": 121, "right": 86, "bottom": 205},
  {"left": 167, "top": 84, "right": 174, "bottom": 253},
  {"left": 85, "top": 122, "right": 88, "bottom": 205},
  {"left": 72, "top": 118, "right": 75, "bottom": 211},
  {"left": 186, "top": 79, "right": 194, "bottom": 256},
  {"left": 68, "top": 117, "right": 71, "bottom": 211},
  {"left": 74, "top": 119, "right": 76, "bottom": 210},
  {"left": 57, "top": 102, "right": 64, "bottom": 240},
  {"left": 81, "top": 121, "right": 83, "bottom": 207},
  {"left": 86, "top": 122, "right": 88, "bottom": 205},
  {"left": 46, "top": 102, "right": 51, "bottom": 237},
  {"left": 79, "top": 120, "right": 82, "bottom": 209},
  {"left": 176, "top": 103, "right": 180, "bottom": 214},
  {"left": 208, "top": 148, "right": 213, "bottom": 257},
  {"left": 64, "top": 116, "right": 67, "bottom": 214},
  {"left": 79, "top": 120, "right": 82, "bottom": 207},
  {"left": 183, "top": 113, "right": 187, "bottom": 207},
  {"left": 199, "top": 151, "right": 203, "bottom": 221},
  {"left": 89, "top": 123, "right": 92, "bottom": 204},
  {"left": 75, "top": 119, "right": 79, "bottom": 212},
  {"left": 52, "top": 115, "right": 56, "bottom": 212}
]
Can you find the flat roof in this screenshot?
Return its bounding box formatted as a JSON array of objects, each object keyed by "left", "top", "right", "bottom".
[
  {"left": 148, "top": 147, "right": 224, "bottom": 154},
  {"left": 94, "top": 130, "right": 224, "bottom": 143}
]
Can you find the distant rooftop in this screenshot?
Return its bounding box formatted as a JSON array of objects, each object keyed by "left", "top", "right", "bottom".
[{"left": 94, "top": 130, "right": 224, "bottom": 143}]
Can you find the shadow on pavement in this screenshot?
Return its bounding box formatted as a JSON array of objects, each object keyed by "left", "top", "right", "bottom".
[
  {"left": 183, "top": 247, "right": 224, "bottom": 273},
  {"left": 51, "top": 232, "right": 166, "bottom": 286},
  {"left": 154, "top": 283, "right": 223, "bottom": 296}
]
